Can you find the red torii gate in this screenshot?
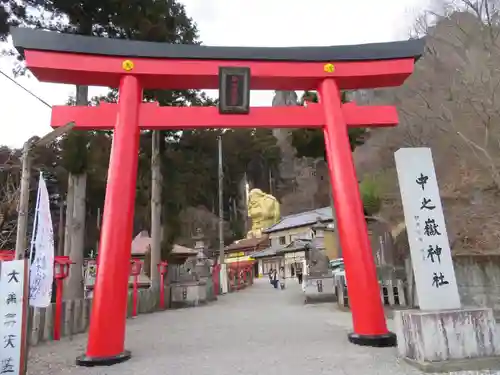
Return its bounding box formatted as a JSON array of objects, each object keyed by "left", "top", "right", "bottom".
[{"left": 12, "top": 27, "right": 423, "bottom": 366}]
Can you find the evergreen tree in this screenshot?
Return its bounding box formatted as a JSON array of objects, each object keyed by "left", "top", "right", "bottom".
[
  {"left": 1, "top": 1, "right": 282, "bottom": 258},
  {"left": 0, "top": 1, "right": 25, "bottom": 40}
]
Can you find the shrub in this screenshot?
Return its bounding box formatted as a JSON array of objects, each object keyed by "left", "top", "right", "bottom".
[{"left": 360, "top": 176, "right": 382, "bottom": 216}]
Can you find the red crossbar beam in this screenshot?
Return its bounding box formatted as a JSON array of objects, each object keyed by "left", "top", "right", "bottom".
[{"left": 51, "top": 102, "right": 398, "bottom": 130}]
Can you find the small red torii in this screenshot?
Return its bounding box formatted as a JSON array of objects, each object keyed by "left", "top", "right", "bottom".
[{"left": 11, "top": 27, "right": 424, "bottom": 367}]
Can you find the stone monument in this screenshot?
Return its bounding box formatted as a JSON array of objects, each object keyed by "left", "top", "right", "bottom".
[
  {"left": 169, "top": 230, "right": 210, "bottom": 308},
  {"left": 303, "top": 242, "right": 335, "bottom": 304},
  {"left": 305, "top": 243, "right": 330, "bottom": 277},
  {"left": 394, "top": 147, "right": 500, "bottom": 372}
]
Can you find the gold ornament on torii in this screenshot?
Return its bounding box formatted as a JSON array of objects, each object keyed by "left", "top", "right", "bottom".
[{"left": 247, "top": 188, "right": 280, "bottom": 239}]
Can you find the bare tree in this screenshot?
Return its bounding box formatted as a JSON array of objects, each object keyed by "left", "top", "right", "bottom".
[
  {"left": 0, "top": 169, "right": 20, "bottom": 249},
  {"left": 350, "top": 2, "right": 500, "bottom": 251},
  {"left": 399, "top": 2, "right": 500, "bottom": 250},
  {"left": 397, "top": 2, "right": 500, "bottom": 191}
]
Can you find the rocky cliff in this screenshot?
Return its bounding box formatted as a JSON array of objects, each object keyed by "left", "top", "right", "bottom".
[{"left": 271, "top": 91, "right": 331, "bottom": 215}]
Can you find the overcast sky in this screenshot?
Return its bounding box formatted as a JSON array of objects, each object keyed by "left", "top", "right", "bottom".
[{"left": 0, "top": 0, "right": 430, "bottom": 148}]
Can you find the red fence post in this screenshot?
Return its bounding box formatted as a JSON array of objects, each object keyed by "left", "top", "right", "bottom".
[
  {"left": 0, "top": 250, "right": 14, "bottom": 261},
  {"left": 53, "top": 256, "right": 73, "bottom": 341},
  {"left": 212, "top": 263, "right": 220, "bottom": 296},
  {"left": 229, "top": 269, "right": 235, "bottom": 292},
  {"left": 157, "top": 261, "right": 168, "bottom": 310},
  {"left": 236, "top": 269, "right": 241, "bottom": 291},
  {"left": 0, "top": 250, "right": 15, "bottom": 262}
]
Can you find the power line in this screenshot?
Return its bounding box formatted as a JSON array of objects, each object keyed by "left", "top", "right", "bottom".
[{"left": 0, "top": 69, "right": 52, "bottom": 108}]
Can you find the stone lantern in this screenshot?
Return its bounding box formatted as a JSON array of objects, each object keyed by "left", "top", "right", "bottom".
[
  {"left": 192, "top": 228, "right": 210, "bottom": 277},
  {"left": 193, "top": 228, "right": 207, "bottom": 261}
]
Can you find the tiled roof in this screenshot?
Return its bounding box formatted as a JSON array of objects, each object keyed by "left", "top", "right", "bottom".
[
  {"left": 225, "top": 235, "right": 269, "bottom": 252},
  {"left": 251, "top": 237, "right": 323, "bottom": 258},
  {"left": 263, "top": 207, "right": 334, "bottom": 234},
  {"left": 131, "top": 231, "right": 151, "bottom": 255},
  {"left": 249, "top": 245, "right": 282, "bottom": 259},
  {"left": 131, "top": 232, "right": 197, "bottom": 256},
  {"left": 171, "top": 244, "right": 198, "bottom": 255},
  {"left": 277, "top": 239, "right": 313, "bottom": 254}
]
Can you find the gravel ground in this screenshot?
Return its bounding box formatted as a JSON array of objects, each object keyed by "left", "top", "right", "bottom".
[{"left": 26, "top": 278, "right": 497, "bottom": 375}]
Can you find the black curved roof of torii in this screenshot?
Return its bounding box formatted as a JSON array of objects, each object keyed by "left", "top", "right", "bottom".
[{"left": 11, "top": 27, "right": 424, "bottom": 62}]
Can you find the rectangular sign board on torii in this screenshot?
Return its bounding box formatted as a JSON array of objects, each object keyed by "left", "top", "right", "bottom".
[{"left": 218, "top": 67, "right": 251, "bottom": 115}]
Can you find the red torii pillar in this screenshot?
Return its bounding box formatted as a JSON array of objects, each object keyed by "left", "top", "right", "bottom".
[{"left": 11, "top": 26, "right": 423, "bottom": 366}]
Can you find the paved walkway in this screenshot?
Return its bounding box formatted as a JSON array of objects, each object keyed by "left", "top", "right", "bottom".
[{"left": 26, "top": 279, "right": 478, "bottom": 375}]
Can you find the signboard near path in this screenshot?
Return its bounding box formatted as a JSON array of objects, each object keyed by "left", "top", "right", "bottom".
[
  {"left": 395, "top": 147, "right": 461, "bottom": 311},
  {"left": 0, "top": 260, "right": 28, "bottom": 375}
]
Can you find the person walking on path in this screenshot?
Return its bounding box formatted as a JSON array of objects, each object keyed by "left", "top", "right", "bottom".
[
  {"left": 279, "top": 266, "right": 286, "bottom": 290},
  {"left": 272, "top": 268, "right": 279, "bottom": 289}
]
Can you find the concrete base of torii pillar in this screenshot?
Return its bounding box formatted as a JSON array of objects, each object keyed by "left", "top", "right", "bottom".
[{"left": 394, "top": 307, "right": 500, "bottom": 372}]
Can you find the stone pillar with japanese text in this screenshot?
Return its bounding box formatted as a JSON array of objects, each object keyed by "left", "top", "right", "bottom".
[
  {"left": 393, "top": 148, "right": 500, "bottom": 373},
  {"left": 0, "top": 260, "right": 27, "bottom": 375},
  {"left": 395, "top": 148, "right": 460, "bottom": 310}
]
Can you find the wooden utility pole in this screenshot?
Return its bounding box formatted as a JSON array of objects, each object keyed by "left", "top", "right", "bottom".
[
  {"left": 63, "top": 176, "right": 74, "bottom": 257},
  {"left": 14, "top": 141, "right": 32, "bottom": 260},
  {"left": 95, "top": 207, "right": 101, "bottom": 255},
  {"left": 65, "top": 173, "right": 86, "bottom": 299},
  {"left": 65, "top": 86, "right": 88, "bottom": 300},
  {"left": 243, "top": 172, "right": 249, "bottom": 234},
  {"left": 150, "top": 131, "right": 162, "bottom": 289},
  {"left": 217, "top": 135, "right": 225, "bottom": 266},
  {"left": 57, "top": 202, "right": 64, "bottom": 256},
  {"left": 268, "top": 168, "right": 273, "bottom": 196}
]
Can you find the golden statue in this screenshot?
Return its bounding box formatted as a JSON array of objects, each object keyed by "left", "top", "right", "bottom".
[{"left": 247, "top": 189, "right": 280, "bottom": 238}]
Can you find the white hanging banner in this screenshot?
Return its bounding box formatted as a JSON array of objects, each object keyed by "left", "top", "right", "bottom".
[
  {"left": 29, "top": 173, "right": 55, "bottom": 308},
  {"left": 395, "top": 147, "right": 461, "bottom": 310},
  {"left": 0, "top": 260, "right": 27, "bottom": 375}
]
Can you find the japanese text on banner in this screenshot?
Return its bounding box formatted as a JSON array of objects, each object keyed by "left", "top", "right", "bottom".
[{"left": 29, "top": 174, "right": 55, "bottom": 308}]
